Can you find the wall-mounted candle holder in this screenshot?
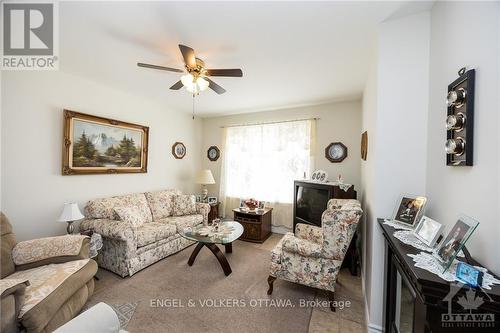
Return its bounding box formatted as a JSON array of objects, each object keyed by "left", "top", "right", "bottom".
[{"left": 446, "top": 68, "right": 475, "bottom": 166}]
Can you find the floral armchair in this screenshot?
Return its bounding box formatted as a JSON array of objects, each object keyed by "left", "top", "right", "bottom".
[{"left": 267, "top": 199, "right": 362, "bottom": 311}]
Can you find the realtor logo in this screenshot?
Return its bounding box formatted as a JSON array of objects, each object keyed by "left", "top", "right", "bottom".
[{"left": 1, "top": 1, "right": 59, "bottom": 70}]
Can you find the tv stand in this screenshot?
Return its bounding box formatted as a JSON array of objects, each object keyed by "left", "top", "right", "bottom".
[{"left": 293, "top": 180, "right": 358, "bottom": 275}]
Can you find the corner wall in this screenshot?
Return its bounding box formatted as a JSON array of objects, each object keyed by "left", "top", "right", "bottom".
[
  {"left": 1, "top": 71, "right": 203, "bottom": 240},
  {"left": 425, "top": 1, "right": 500, "bottom": 275},
  {"left": 362, "top": 11, "right": 430, "bottom": 332}
]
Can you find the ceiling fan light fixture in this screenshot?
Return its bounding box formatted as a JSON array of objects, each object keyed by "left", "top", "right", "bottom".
[
  {"left": 181, "top": 73, "right": 194, "bottom": 87},
  {"left": 196, "top": 77, "right": 209, "bottom": 91}
]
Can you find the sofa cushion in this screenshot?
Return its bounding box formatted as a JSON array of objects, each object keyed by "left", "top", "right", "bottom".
[
  {"left": 114, "top": 206, "right": 147, "bottom": 228},
  {"left": 7, "top": 259, "right": 93, "bottom": 319},
  {"left": 84, "top": 193, "right": 152, "bottom": 222},
  {"left": 157, "top": 215, "right": 203, "bottom": 232},
  {"left": 144, "top": 190, "right": 181, "bottom": 220},
  {"left": 172, "top": 195, "right": 197, "bottom": 216},
  {"left": 136, "top": 223, "right": 177, "bottom": 248},
  {"left": 16, "top": 260, "right": 97, "bottom": 333}
]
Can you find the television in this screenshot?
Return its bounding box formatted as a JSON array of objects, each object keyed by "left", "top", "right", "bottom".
[
  {"left": 293, "top": 180, "right": 357, "bottom": 231},
  {"left": 295, "top": 186, "right": 330, "bottom": 227}
]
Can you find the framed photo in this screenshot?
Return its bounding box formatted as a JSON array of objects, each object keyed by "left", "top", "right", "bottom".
[
  {"left": 258, "top": 201, "right": 265, "bottom": 209},
  {"left": 62, "top": 110, "right": 148, "bottom": 175},
  {"left": 207, "top": 146, "right": 220, "bottom": 161},
  {"left": 414, "top": 216, "right": 443, "bottom": 247},
  {"left": 392, "top": 195, "right": 427, "bottom": 227},
  {"left": 172, "top": 142, "right": 186, "bottom": 159},
  {"left": 207, "top": 197, "right": 217, "bottom": 204},
  {"left": 434, "top": 215, "right": 479, "bottom": 272},
  {"left": 195, "top": 195, "right": 202, "bottom": 203}
]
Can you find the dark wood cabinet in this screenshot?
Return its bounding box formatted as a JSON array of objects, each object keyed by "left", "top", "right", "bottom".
[
  {"left": 293, "top": 180, "right": 357, "bottom": 230},
  {"left": 233, "top": 208, "right": 272, "bottom": 243},
  {"left": 380, "top": 218, "right": 500, "bottom": 333},
  {"left": 208, "top": 202, "right": 220, "bottom": 224}
]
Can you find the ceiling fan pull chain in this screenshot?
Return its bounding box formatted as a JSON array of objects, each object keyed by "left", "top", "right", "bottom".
[{"left": 192, "top": 93, "right": 195, "bottom": 119}]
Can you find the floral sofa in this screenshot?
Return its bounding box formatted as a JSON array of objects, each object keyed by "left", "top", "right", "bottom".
[
  {"left": 79, "top": 190, "right": 210, "bottom": 277},
  {"left": 267, "top": 199, "right": 362, "bottom": 311}
]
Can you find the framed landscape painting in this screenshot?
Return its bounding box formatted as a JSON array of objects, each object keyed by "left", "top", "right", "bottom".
[{"left": 62, "top": 110, "right": 149, "bottom": 175}]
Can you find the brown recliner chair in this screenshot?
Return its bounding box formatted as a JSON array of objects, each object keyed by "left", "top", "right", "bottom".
[{"left": 0, "top": 212, "right": 97, "bottom": 333}]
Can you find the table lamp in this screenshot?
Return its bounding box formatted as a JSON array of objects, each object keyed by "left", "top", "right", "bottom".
[
  {"left": 58, "top": 203, "right": 85, "bottom": 234},
  {"left": 195, "top": 169, "right": 215, "bottom": 202}
]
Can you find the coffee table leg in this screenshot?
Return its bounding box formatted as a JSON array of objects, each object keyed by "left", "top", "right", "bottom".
[
  {"left": 206, "top": 243, "right": 232, "bottom": 276},
  {"left": 225, "top": 243, "right": 232, "bottom": 253},
  {"left": 188, "top": 243, "right": 204, "bottom": 266}
]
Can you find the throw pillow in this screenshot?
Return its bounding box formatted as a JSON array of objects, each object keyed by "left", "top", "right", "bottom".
[
  {"left": 144, "top": 190, "right": 178, "bottom": 220},
  {"left": 114, "top": 206, "right": 147, "bottom": 228},
  {"left": 172, "top": 195, "right": 197, "bottom": 216}
]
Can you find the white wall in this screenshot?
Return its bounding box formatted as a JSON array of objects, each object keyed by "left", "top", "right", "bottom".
[
  {"left": 362, "top": 11, "right": 430, "bottom": 332},
  {"left": 360, "top": 60, "right": 377, "bottom": 329},
  {"left": 1, "top": 71, "right": 202, "bottom": 241},
  {"left": 425, "top": 1, "right": 500, "bottom": 275},
  {"left": 201, "top": 101, "right": 362, "bottom": 203}
]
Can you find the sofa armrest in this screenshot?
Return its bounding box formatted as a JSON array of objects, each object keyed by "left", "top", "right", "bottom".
[
  {"left": 1, "top": 278, "right": 29, "bottom": 332},
  {"left": 282, "top": 234, "right": 324, "bottom": 258},
  {"left": 12, "top": 235, "right": 89, "bottom": 267},
  {"left": 295, "top": 223, "right": 323, "bottom": 244},
  {"left": 79, "top": 219, "right": 136, "bottom": 242},
  {"left": 1, "top": 278, "right": 29, "bottom": 299},
  {"left": 195, "top": 203, "right": 210, "bottom": 224}
]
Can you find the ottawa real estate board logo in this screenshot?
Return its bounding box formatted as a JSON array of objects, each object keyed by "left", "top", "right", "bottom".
[{"left": 1, "top": 1, "right": 59, "bottom": 70}]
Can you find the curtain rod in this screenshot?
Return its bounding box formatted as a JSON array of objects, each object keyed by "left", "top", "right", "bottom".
[{"left": 220, "top": 117, "right": 319, "bottom": 129}]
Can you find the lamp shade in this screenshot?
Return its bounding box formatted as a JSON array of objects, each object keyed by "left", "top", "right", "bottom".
[
  {"left": 195, "top": 169, "right": 215, "bottom": 185},
  {"left": 58, "top": 203, "right": 85, "bottom": 222}
]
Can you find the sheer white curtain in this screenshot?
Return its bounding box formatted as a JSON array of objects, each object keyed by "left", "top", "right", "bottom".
[{"left": 219, "top": 120, "right": 315, "bottom": 229}]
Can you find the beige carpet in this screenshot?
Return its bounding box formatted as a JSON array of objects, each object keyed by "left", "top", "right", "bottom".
[{"left": 88, "top": 238, "right": 317, "bottom": 333}]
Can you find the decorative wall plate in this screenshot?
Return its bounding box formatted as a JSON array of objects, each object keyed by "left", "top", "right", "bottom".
[
  {"left": 172, "top": 142, "right": 186, "bottom": 159},
  {"left": 311, "top": 170, "right": 328, "bottom": 183},
  {"left": 325, "top": 142, "right": 347, "bottom": 163},
  {"left": 207, "top": 146, "right": 220, "bottom": 161}
]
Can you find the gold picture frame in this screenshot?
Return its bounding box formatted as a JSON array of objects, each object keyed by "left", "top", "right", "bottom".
[{"left": 62, "top": 110, "right": 149, "bottom": 175}]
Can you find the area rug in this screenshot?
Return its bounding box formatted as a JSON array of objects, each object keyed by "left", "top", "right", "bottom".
[
  {"left": 109, "top": 303, "right": 137, "bottom": 329},
  {"left": 88, "top": 240, "right": 315, "bottom": 333},
  {"left": 81, "top": 302, "right": 137, "bottom": 329}
]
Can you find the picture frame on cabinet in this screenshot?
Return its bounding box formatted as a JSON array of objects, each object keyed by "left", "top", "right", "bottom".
[
  {"left": 414, "top": 216, "right": 443, "bottom": 247},
  {"left": 392, "top": 194, "right": 427, "bottom": 228}
]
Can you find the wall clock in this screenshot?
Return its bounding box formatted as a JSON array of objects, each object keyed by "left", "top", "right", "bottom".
[
  {"left": 172, "top": 142, "right": 186, "bottom": 159},
  {"left": 207, "top": 146, "right": 220, "bottom": 161},
  {"left": 325, "top": 142, "right": 347, "bottom": 163}
]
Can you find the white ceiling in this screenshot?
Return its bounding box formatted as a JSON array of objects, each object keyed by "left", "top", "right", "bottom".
[{"left": 60, "top": 1, "right": 433, "bottom": 117}]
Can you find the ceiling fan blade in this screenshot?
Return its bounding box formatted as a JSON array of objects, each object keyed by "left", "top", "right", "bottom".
[
  {"left": 178, "top": 44, "right": 196, "bottom": 69},
  {"left": 206, "top": 69, "right": 243, "bottom": 77},
  {"left": 206, "top": 78, "right": 226, "bottom": 94},
  {"left": 170, "top": 80, "right": 184, "bottom": 90},
  {"left": 137, "top": 62, "right": 183, "bottom": 73}
]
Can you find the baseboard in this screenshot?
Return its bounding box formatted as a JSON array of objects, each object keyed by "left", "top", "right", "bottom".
[
  {"left": 271, "top": 225, "right": 290, "bottom": 234},
  {"left": 363, "top": 276, "right": 384, "bottom": 333},
  {"left": 367, "top": 322, "right": 383, "bottom": 333}
]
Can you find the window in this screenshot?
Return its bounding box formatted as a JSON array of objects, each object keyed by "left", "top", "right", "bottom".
[{"left": 222, "top": 120, "right": 314, "bottom": 204}]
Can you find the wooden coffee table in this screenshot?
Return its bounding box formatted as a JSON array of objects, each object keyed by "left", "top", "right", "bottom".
[{"left": 178, "top": 221, "right": 243, "bottom": 276}]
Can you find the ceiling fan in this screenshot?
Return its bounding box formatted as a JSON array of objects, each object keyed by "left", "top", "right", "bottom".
[{"left": 137, "top": 44, "right": 243, "bottom": 95}]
